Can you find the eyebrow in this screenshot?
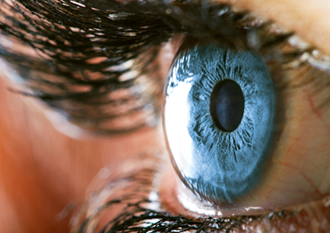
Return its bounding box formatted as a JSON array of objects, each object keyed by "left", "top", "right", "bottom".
[{"left": 0, "top": 0, "right": 305, "bottom": 134}]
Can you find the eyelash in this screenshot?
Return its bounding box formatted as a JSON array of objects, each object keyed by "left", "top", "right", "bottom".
[
  {"left": 71, "top": 154, "right": 302, "bottom": 232},
  {"left": 0, "top": 0, "right": 175, "bottom": 133},
  {"left": 3, "top": 0, "right": 328, "bottom": 135},
  {"left": 3, "top": 0, "right": 330, "bottom": 231}
]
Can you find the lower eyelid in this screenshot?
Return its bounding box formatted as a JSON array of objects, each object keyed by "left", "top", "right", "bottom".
[
  {"left": 158, "top": 162, "right": 228, "bottom": 218},
  {"left": 157, "top": 157, "right": 330, "bottom": 232},
  {"left": 158, "top": 159, "right": 264, "bottom": 217},
  {"left": 70, "top": 152, "right": 330, "bottom": 232}
]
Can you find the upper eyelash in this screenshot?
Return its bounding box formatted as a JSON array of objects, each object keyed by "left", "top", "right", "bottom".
[
  {"left": 1, "top": 0, "right": 329, "bottom": 134},
  {"left": 0, "top": 0, "right": 172, "bottom": 134}
]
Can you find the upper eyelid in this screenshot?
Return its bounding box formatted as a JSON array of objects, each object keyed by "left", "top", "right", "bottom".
[
  {"left": 0, "top": 1, "right": 323, "bottom": 85},
  {"left": 0, "top": 0, "right": 174, "bottom": 134},
  {"left": 1, "top": 0, "right": 329, "bottom": 133},
  {"left": 0, "top": 1, "right": 327, "bottom": 73},
  {"left": 0, "top": 1, "right": 319, "bottom": 70},
  {"left": 231, "top": 0, "right": 330, "bottom": 57}
]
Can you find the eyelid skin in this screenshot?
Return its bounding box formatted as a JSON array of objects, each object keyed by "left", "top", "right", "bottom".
[{"left": 218, "top": 0, "right": 330, "bottom": 56}]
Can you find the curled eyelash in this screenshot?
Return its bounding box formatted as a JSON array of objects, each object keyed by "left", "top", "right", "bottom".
[
  {"left": 70, "top": 154, "right": 330, "bottom": 233},
  {"left": 1, "top": 0, "right": 330, "bottom": 133},
  {"left": 0, "top": 0, "right": 173, "bottom": 133}
]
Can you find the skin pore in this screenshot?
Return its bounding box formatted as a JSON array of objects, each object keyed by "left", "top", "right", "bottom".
[{"left": 1, "top": 0, "right": 330, "bottom": 232}]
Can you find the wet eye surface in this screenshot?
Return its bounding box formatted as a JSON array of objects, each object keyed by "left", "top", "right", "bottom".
[{"left": 164, "top": 44, "right": 276, "bottom": 205}]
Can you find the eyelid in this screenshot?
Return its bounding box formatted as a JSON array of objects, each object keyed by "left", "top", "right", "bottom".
[
  {"left": 2, "top": 0, "right": 329, "bottom": 137},
  {"left": 230, "top": 0, "right": 330, "bottom": 56}
]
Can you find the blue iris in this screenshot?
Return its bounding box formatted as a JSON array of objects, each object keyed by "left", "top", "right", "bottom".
[{"left": 164, "top": 44, "right": 276, "bottom": 204}]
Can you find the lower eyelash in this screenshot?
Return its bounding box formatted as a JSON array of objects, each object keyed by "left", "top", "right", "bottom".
[
  {"left": 70, "top": 153, "right": 330, "bottom": 233},
  {"left": 70, "top": 154, "right": 254, "bottom": 232}
]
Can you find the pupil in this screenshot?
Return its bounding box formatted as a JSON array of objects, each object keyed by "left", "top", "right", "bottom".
[{"left": 210, "top": 80, "right": 245, "bottom": 132}]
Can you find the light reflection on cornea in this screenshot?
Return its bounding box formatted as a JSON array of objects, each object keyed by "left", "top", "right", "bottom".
[{"left": 164, "top": 81, "right": 195, "bottom": 176}]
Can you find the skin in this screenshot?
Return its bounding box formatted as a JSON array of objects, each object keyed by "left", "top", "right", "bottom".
[
  {"left": 1, "top": 0, "right": 330, "bottom": 232},
  {"left": 226, "top": 0, "right": 330, "bottom": 56}
]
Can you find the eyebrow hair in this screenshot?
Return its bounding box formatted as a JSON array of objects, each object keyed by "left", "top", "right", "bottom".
[{"left": 0, "top": 0, "right": 305, "bottom": 134}]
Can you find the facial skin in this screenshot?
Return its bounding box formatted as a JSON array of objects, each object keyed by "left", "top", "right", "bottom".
[{"left": 1, "top": 0, "right": 330, "bottom": 232}]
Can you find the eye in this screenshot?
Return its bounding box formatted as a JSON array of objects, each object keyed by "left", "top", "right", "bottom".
[
  {"left": 2, "top": 0, "right": 330, "bottom": 231},
  {"left": 165, "top": 43, "right": 276, "bottom": 206},
  {"left": 163, "top": 34, "right": 330, "bottom": 214}
]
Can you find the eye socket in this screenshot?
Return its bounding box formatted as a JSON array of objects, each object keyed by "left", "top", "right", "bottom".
[{"left": 163, "top": 40, "right": 330, "bottom": 215}]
